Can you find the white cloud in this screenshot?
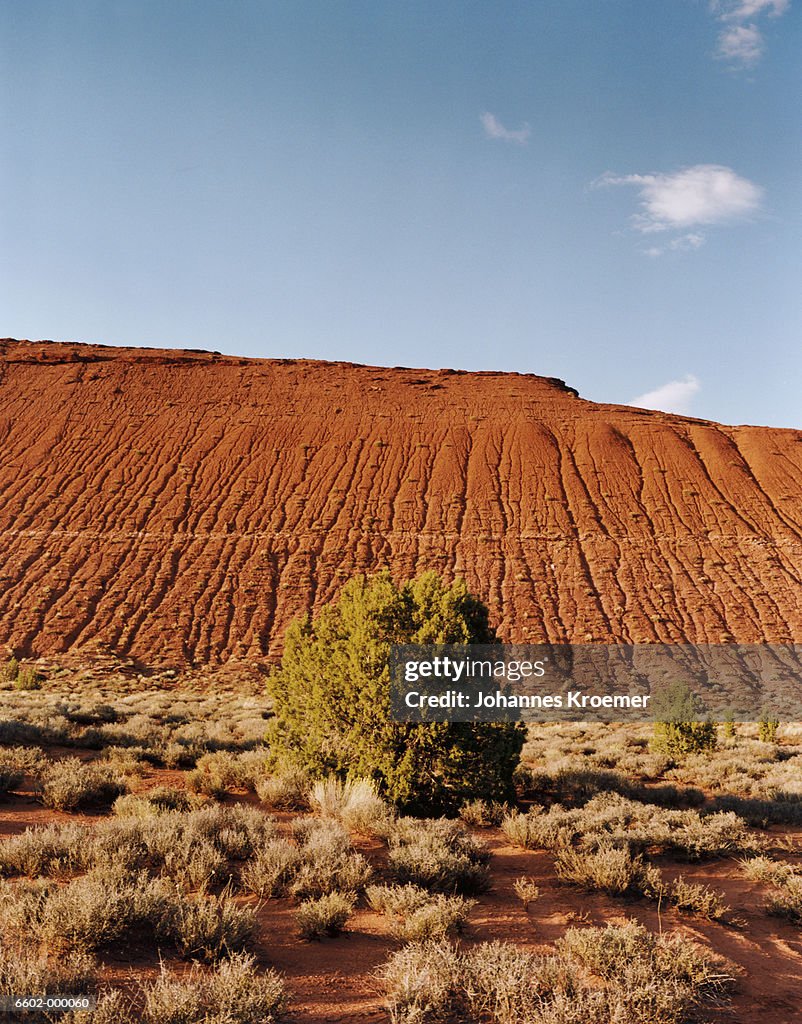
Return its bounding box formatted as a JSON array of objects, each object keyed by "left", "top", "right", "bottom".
[
  {"left": 629, "top": 375, "right": 701, "bottom": 415},
  {"left": 595, "top": 164, "right": 763, "bottom": 239},
  {"left": 716, "top": 23, "right": 765, "bottom": 65},
  {"left": 714, "top": 0, "right": 788, "bottom": 19},
  {"left": 480, "top": 112, "right": 531, "bottom": 144},
  {"left": 710, "top": 0, "right": 790, "bottom": 67},
  {"left": 643, "top": 232, "right": 707, "bottom": 257}
]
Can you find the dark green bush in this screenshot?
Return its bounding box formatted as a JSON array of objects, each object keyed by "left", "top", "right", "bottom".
[{"left": 267, "top": 572, "right": 524, "bottom": 815}]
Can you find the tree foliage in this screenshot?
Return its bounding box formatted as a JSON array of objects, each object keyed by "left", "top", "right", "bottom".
[
  {"left": 266, "top": 572, "right": 525, "bottom": 814},
  {"left": 651, "top": 680, "right": 717, "bottom": 756}
]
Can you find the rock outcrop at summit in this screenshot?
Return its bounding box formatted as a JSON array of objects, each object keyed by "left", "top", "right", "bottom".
[{"left": 0, "top": 339, "right": 800, "bottom": 663}]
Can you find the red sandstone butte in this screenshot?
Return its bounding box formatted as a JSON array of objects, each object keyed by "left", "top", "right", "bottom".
[{"left": 0, "top": 338, "right": 800, "bottom": 663}]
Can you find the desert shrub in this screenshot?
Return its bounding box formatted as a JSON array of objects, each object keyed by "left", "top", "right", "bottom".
[
  {"left": 459, "top": 798, "right": 508, "bottom": 827},
  {"left": 512, "top": 877, "right": 540, "bottom": 909},
  {"left": 186, "top": 749, "right": 269, "bottom": 797},
  {"left": 309, "top": 776, "right": 392, "bottom": 833},
  {"left": 0, "top": 869, "right": 172, "bottom": 951},
  {"left": 289, "top": 818, "right": 373, "bottom": 898},
  {"left": 378, "top": 925, "right": 733, "bottom": 1024},
  {"left": 501, "top": 809, "right": 544, "bottom": 849},
  {"left": 386, "top": 817, "right": 491, "bottom": 894},
  {"left": 555, "top": 841, "right": 657, "bottom": 896},
  {"left": 740, "top": 855, "right": 797, "bottom": 885},
  {"left": 113, "top": 787, "right": 206, "bottom": 818},
  {"left": 558, "top": 920, "right": 732, "bottom": 994},
  {"left": 378, "top": 940, "right": 461, "bottom": 1021},
  {"left": 367, "top": 883, "right": 474, "bottom": 941},
  {"left": 502, "top": 793, "right": 756, "bottom": 859},
  {"left": 162, "top": 889, "right": 256, "bottom": 959},
  {"left": 1, "top": 656, "right": 20, "bottom": 683},
  {"left": 256, "top": 768, "right": 310, "bottom": 810},
  {"left": 766, "top": 877, "right": 802, "bottom": 925},
  {"left": 13, "top": 665, "right": 43, "bottom": 690},
  {"left": 653, "top": 719, "right": 717, "bottom": 757},
  {"left": 669, "top": 877, "right": 729, "bottom": 920},
  {"left": 140, "top": 953, "right": 284, "bottom": 1023},
  {"left": 0, "top": 941, "right": 95, "bottom": 1018},
  {"left": 35, "top": 758, "right": 128, "bottom": 811},
  {"left": 141, "top": 805, "right": 277, "bottom": 864},
  {"left": 651, "top": 681, "right": 717, "bottom": 756},
  {"left": 239, "top": 840, "right": 302, "bottom": 898},
  {"left": 758, "top": 711, "right": 780, "bottom": 744},
  {"left": 267, "top": 572, "right": 525, "bottom": 815},
  {"left": 296, "top": 891, "right": 355, "bottom": 939},
  {"left": 0, "top": 821, "right": 85, "bottom": 876},
  {"left": 0, "top": 744, "right": 48, "bottom": 774},
  {"left": 98, "top": 746, "right": 147, "bottom": 775},
  {"left": 63, "top": 953, "right": 285, "bottom": 1024}
]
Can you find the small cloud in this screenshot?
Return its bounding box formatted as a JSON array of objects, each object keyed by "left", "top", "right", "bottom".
[
  {"left": 629, "top": 375, "right": 701, "bottom": 415},
  {"left": 716, "top": 23, "right": 765, "bottom": 65},
  {"left": 713, "top": 0, "right": 788, "bottom": 19},
  {"left": 594, "top": 165, "right": 762, "bottom": 253},
  {"left": 480, "top": 112, "right": 531, "bottom": 144},
  {"left": 709, "top": 0, "right": 789, "bottom": 67},
  {"left": 644, "top": 232, "right": 707, "bottom": 257}
]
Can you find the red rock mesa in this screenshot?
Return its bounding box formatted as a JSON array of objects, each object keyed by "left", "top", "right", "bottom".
[{"left": 1, "top": 339, "right": 800, "bottom": 663}]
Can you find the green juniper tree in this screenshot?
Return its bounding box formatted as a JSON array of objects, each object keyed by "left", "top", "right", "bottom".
[
  {"left": 651, "top": 680, "right": 717, "bottom": 756},
  {"left": 267, "top": 572, "right": 525, "bottom": 815}
]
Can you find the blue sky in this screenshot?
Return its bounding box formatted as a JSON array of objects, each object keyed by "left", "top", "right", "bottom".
[{"left": 1, "top": 1, "right": 799, "bottom": 427}]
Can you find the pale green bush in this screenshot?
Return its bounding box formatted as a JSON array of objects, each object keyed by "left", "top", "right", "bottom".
[{"left": 296, "top": 891, "right": 355, "bottom": 939}]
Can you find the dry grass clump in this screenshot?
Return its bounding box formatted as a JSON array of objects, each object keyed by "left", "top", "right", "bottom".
[
  {"left": 97, "top": 745, "right": 148, "bottom": 775},
  {"left": 35, "top": 758, "right": 129, "bottom": 811},
  {"left": 554, "top": 841, "right": 659, "bottom": 897},
  {"left": 502, "top": 792, "right": 756, "bottom": 859},
  {"left": 165, "top": 888, "right": 257, "bottom": 959},
  {"left": 0, "top": 821, "right": 85, "bottom": 877},
  {"left": 740, "top": 854, "right": 797, "bottom": 886},
  {"left": 308, "top": 776, "right": 392, "bottom": 833},
  {"left": 0, "top": 744, "right": 49, "bottom": 774},
  {"left": 555, "top": 842, "right": 729, "bottom": 919},
  {"left": 367, "top": 883, "right": 475, "bottom": 941},
  {"left": 112, "top": 787, "right": 207, "bottom": 818},
  {"left": 287, "top": 818, "right": 373, "bottom": 898},
  {"left": 379, "top": 921, "right": 734, "bottom": 1024},
  {"left": 0, "top": 684, "right": 272, "bottom": 766},
  {"left": 0, "top": 940, "right": 95, "bottom": 1006},
  {"left": 64, "top": 953, "right": 285, "bottom": 1024},
  {"left": 458, "top": 798, "right": 508, "bottom": 827},
  {"left": 512, "top": 877, "right": 540, "bottom": 910},
  {"left": 669, "top": 877, "right": 730, "bottom": 920},
  {"left": 186, "top": 748, "right": 270, "bottom": 797},
  {"left": 239, "top": 840, "right": 302, "bottom": 898},
  {"left": 1, "top": 869, "right": 172, "bottom": 952},
  {"left": 240, "top": 818, "right": 372, "bottom": 900},
  {"left": 765, "top": 878, "right": 802, "bottom": 925},
  {"left": 0, "top": 868, "right": 255, "bottom": 960},
  {"left": 386, "top": 818, "right": 491, "bottom": 895},
  {"left": 296, "top": 891, "right": 356, "bottom": 939},
  {"left": 0, "top": 805, "right": 278, "bottom": 894},
  {"left": 256, "top": 768, "right": 310, "bottom": 810}
]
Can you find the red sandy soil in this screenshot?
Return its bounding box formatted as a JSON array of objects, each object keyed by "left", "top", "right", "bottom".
[
  {"left": 2, "top": 764, "right": 802, "bottom": 1024},
  {"left": 0, "top": 339, "right": 801, "bottom": 664}
]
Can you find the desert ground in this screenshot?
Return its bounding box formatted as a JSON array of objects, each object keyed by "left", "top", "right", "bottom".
[{"left": 2, "top": 658, "right": 801, "bottom": 1023}]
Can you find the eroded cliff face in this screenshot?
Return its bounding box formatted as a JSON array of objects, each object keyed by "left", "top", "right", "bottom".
[{"left": 0, "top": 338, "right": 800, "bottom": 663}]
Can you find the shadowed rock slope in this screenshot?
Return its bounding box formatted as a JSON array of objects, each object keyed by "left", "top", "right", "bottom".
[{"left": 1, "top": 339, "right": 800, "bottom": 663}]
